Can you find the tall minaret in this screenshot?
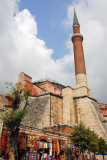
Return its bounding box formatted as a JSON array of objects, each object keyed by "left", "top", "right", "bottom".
[{"left": 71, "top": 9, "right": 90, "bottom": 96}]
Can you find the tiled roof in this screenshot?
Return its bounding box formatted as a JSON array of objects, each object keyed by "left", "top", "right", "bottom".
[{"left": 33, "top": 78, "right": 66, "bottom": 90}]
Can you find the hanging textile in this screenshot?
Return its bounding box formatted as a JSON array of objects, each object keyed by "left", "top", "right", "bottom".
[
  {"left": 55, "top": 140, "right": 57, "bottom": 153},
  {"left": 19, "top": 135, "right": 26, "bottom": 150},
  {"left": 34, "top": 138, "right": 37, "bottom": 150},
  {"left": 6, "top": 133, "right": 10, "bottom": 154},
  {"left": 48, "top": 143, "right": 51, "bottom": 149},
  {"left": 52, "top": 140, "right": 57, "bottom": 155},
  {"left": 1, "top": 132, "right": 7, "bottom": 154},
  {"left": 19, "top": 135, "right": 23, "bottom": 150},
  {"left": 45, "top": 142, "right": 47, "bottom": 149},
  {"left": 37, "top": 141, "right": 39, "bottom": 149},
  {"left": 68, "top": 144, "right": 70, "bottom": 149},
  {"left": 22, "top": 135, "right": 26, "bottom": 150},
  {"left": 28, "top": 135, "right": 35, "bottom": 147},
  {"left": 57, "top": 140, "right": 60, "bottom": 154},
  {"left": 49, "top": 143, "right": 52, "bottom": 156},
  {"left": 42, "top": 142, "right": 44, "bottom": 149},
  {"left": 60, "top": 141, "right": 66, "bottom": 150},
  {"left": 39, "top": 142, "right": 41, "bottom": 149}
]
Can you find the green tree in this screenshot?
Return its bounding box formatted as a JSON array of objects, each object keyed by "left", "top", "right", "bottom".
[
  {"left": 1, "top": 82, "right": 29, "bottom": 160},
  {"left": 88, "top": 129, "right": 99, "bottom": 159},
  {"left": 70, "top": 123, "right": 99, "bottom": 159},
  {"left": 98, "top": 137, "right": 107, "bottom": 160}
]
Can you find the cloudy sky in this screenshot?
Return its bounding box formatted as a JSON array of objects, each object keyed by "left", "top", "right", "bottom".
[{"left": 0, "top": 0, "right": 107, "bottom": 103}]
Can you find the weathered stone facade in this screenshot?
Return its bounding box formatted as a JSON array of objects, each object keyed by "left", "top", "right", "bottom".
[
  {"left": 21, "top": 94, "right": 50, "bottom": 129},
  {"left": 62, "top": 85, "right": 107, "bottom": 140},
  {"left": 21, "top": 93, "right": 63, "bottom": 129},
  {"left": 50, "top": 95, "right": 63, "bottom": 126},
  {"left": 73, "top": 96, "right": 107, "bottom": 139},
  {"left": 62, "top": 87, "right": 75, "bottom": 125}
]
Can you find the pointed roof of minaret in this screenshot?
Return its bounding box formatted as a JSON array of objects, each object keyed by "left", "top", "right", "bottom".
[{"left": 73, "top": 9, "right": 79, "bottom": 26}]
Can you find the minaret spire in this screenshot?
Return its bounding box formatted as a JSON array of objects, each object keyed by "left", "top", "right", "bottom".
[
  {"left": 73, "top": 9, "right": 79, "bottom": 26},
  {"left": 71, "top": 10, "right": 90, "bottom": 96}
]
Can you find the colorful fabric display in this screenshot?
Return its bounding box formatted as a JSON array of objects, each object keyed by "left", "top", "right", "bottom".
[
  {"left": 45, "top": 142, "right": 46, "bottom": 148},
  {"left": 68, "top": 144, "right": 70, "bottom": 148},
  {"left": 44, "top": 142, "right": 45, "bottom": 148},
  {"left": 52, "top": 140, "right": 57, "bottom": 155},
  {"left": 49, "top": 143, "right": 51, "bottom": 149},
  {"left": 46, "top": 142, "right": 48, "bottom": 148},
  {"left": 41, "top": 142, "right": 42, "bottom": 148},
  {"left": 39, "top": 142, "right": 41, "bottom": 148},
  {"left": 57, "top": 140, "right": 60, "bottom": 154},
  {"left": 37, "top": 141, "right": 39, "bottom": 149},
  {"left": 49, "top": 143, "right": 52, "bottom": 156},
  {"left": 41, "top": 142, "right": 44, "bottom": 148},
  {"left": 28, "top": 135, "right": 35, "bottom": 147},
  {"left": 34, "top": 138, "right": 37, "bottom": 150},
  {"left": 6, "top": 134, "right": 10, "bottom": 154},
  {"left": 19, "top": 135, "right": 26, "bottom": 150},
  {"left": 19, "top": 135, "right": 23, "bottom": 150},
  {"left": 1, "top": 132, "right": 7, "bottom": 154}
]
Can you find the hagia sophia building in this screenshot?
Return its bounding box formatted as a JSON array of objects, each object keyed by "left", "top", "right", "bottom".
[{"left": 0, "top": 10, "right": 107, "bottom": 159}]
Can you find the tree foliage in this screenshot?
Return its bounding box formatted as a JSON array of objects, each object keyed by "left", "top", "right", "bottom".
[
  {"left": 1, "top": 82, "right": 30, "bottom": 160},
  {"left": 2, "top": 109, "right": 27, "bottom": 131},
  {"left": 98, "top": 137, "right": 107, "bottom": 160},
  {"left": 70, "top": 123, "right": 99, "bottom": 153},
  {"left": 2, "top": 82, "right": 29, "bottom": 129}
]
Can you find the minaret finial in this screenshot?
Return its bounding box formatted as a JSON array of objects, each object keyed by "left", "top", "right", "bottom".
[{"left": 73, "top": 9, "right": 79, "bottom": 26}]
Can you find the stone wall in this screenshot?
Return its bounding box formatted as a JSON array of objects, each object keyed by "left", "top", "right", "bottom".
[
  {"left": 50, "top": 95, "right": 63, "bottom": 126},
  {"left": 73, "top": 97, "right": 107, "bottom": 140},
  {"left": 21, "top": 94, "right": 50, "bottom": 129},
  {"left": 21, "top": 93, "right": 63, "bottom": 129},
  {"left": 62, "top": 87, "right": 75, "bottom": 125},
  {"left": 74, "top": 86, "right": 90, "bottom": 97}
]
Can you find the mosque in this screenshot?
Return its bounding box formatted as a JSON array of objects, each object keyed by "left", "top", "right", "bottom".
[{"left": 0, "top": 10, "right": 107, "bottom": 159}]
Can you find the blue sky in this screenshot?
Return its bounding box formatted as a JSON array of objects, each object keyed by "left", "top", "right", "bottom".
[
  {"left": 0, "top": 0, "right": 107, "bottom": 103},
  {"left": 18, "top": 0, "right": 73, "bottom": 60}
]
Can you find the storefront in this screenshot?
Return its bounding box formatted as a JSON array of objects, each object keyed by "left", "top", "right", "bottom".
[
  {"left": 0, "top": 128, "right": 72, "bottom": 160},
  {"left": 18, "top": 134, "right": 52, "bottom": 160}
]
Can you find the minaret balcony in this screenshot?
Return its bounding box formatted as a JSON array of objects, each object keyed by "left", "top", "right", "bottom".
[{"left": 71, "top": 33, "right": 83, "bottom": 42}]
